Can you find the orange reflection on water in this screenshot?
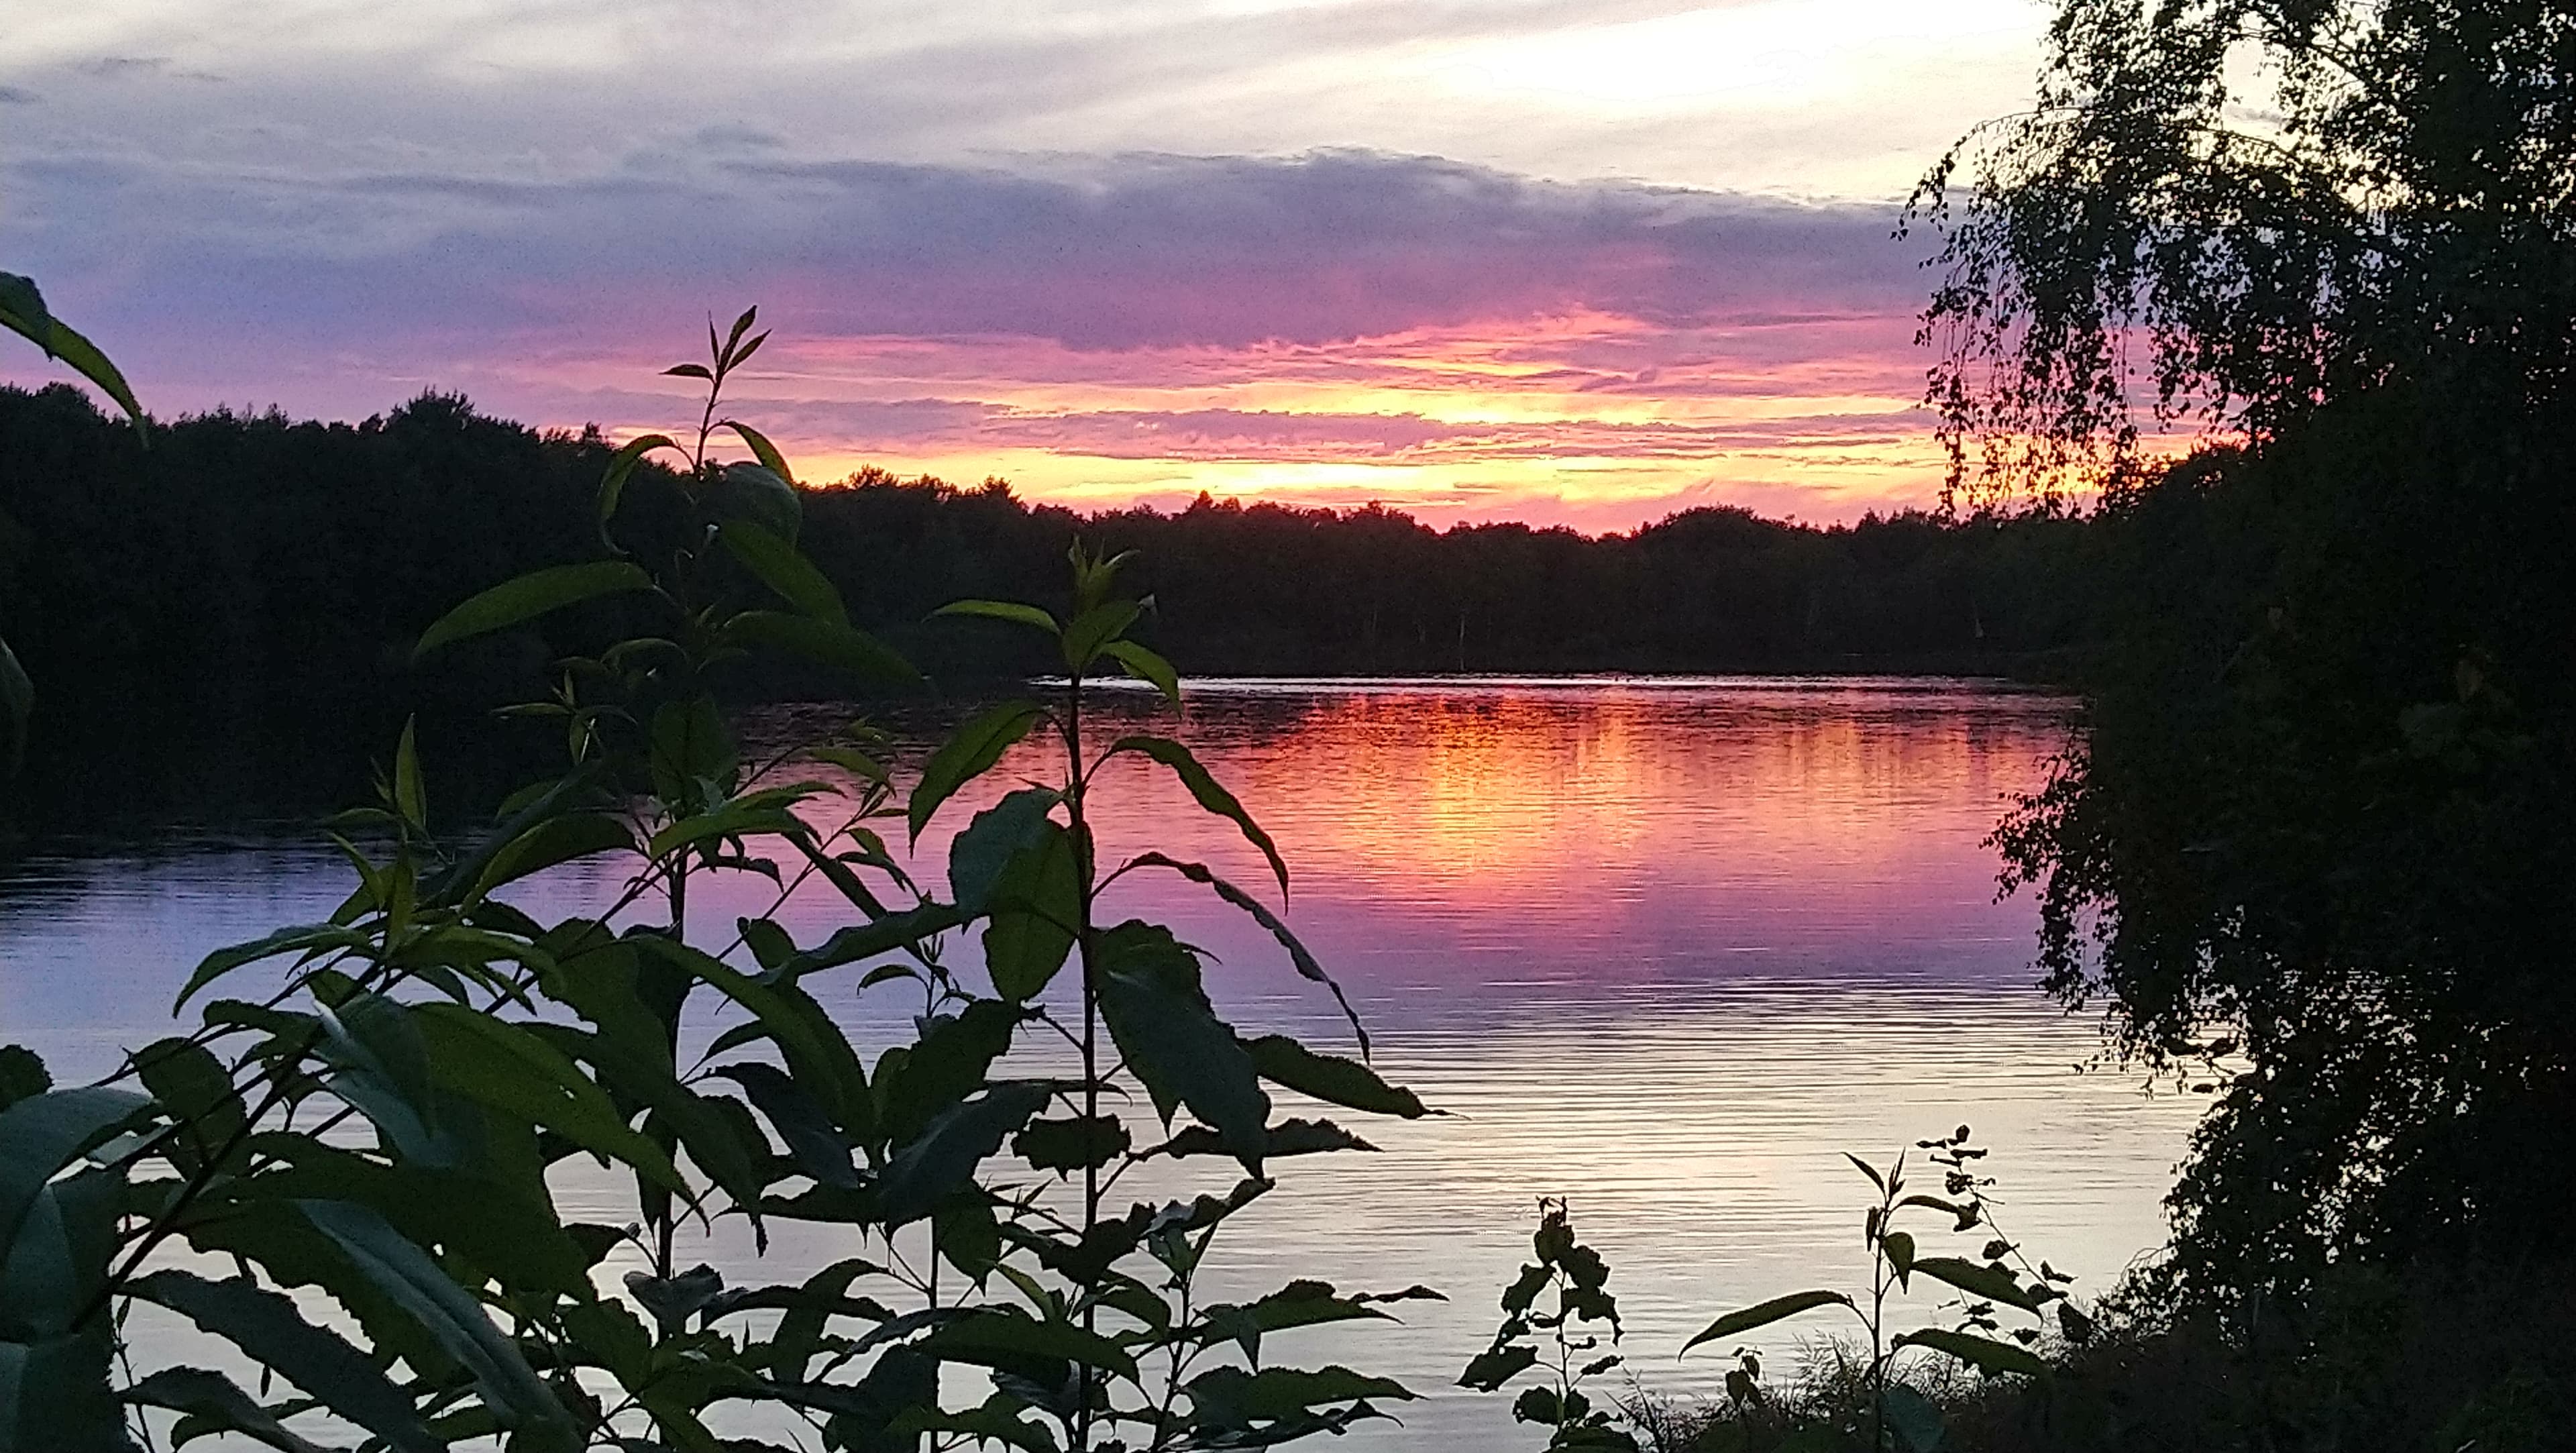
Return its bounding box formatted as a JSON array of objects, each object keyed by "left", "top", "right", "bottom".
[{"left": 1057, "top": 679, "right": 2066, "bottom": 966}]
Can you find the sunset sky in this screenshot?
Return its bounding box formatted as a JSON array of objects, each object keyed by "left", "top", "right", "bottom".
[{"left": 1, "top": 1, "right": 2050, "bottom": 531}]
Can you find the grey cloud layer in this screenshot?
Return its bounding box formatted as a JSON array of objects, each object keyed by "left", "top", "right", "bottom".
[{"left": 9, "top": 142, "right": 1926, "bottom": 368}]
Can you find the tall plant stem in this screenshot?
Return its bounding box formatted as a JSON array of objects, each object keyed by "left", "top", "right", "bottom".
[{"left": 1064, "top": 667, "right": 1099, "bottom": 1453}]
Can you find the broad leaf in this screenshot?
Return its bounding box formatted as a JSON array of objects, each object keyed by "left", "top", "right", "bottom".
[
  {"left": 714, "top": 1063, "right": 858, "bottom": 1189},
  {"left": 908, "top": 701, "right": 1045, "bottom": 843},
  {"left": 0, "top": 637, "right": 30, "bottom": 775},
  {"left": 1682, "top": 1290, "right": 1854, "bottom": 1354},
  {"left": 918, "top": 1309, "right": 1138, "bottom": 1380},
  {"left": 1186, "top": 1364, "right": 1411, "bottom": 1427},
  {"left": 981, "top": 824, "right": 1080, "bottom": 1002},
  {"left": 717, "top": 521, "right": 844, "bottom": 623},
  {"left": 1894, "top": 1326, "right": 2050, "bottom": 1378},
  {"left": 297, "top": 1199, "right": 568, "bottom": 1430},
  {"left": 123, "top": 1367, "right": 338, "bottom": 1453},
  {"left": 722, "top": 611, "right": 916, "bottom": 686},
  {"left": 947, "top": 789, "right": 1061, "bottom": 910},
  {"left": 932, "top": 599, "right": 1058, "bottom": 635},
  {"left": 1242, "top": 1036, "right": 1428, "bottom": 1119},
  {"left": 720, "top": 419, "right": 795, "bottom": 485},
  {"left": 875, "top": 1083, "right": 1049, "bottom": 1227},
  {"left": 1112, "top": 739, "right": 1287, "bottom": 896},
  {"left": 0, "top": 1088, "right": 150, "bottom": 1254},
  {"left": 1098, "top": 639, "right": 1180, "bottom": 705},
  {"left": 413, "top": 560, "right": 653, "bottom": 659},
  {"left": 595, "top": 431, "right": 678, "bottom": 542},
  {"left": 1096, "top": 922, "right": 1269, "bottom": 1171},
  {"left": 413, "top": 1003, "right": 686, "bottom": 1191},
  {"left": 1908, "top": 1256, "right": 2043, "bottom": 1313},
  {"left": 127, "top": 1271, "right": 436, "bottom": 1452}
]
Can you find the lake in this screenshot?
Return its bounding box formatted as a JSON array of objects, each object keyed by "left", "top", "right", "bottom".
[{"left": 0, "top": 676, "right": 2204, "bottom": 1447}]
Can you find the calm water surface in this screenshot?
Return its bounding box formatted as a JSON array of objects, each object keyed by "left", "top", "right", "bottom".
[{"left": 0, "top": 678, "right": 2203, "bottom": 1447}]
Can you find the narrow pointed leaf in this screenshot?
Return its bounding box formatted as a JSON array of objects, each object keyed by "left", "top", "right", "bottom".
[
  {"left": 1113, "top": 739, "right": 1287, "bottom": 896},
  {"left": 414, "top": 561, "right": 653, "bottom": 659},
  {"left": 1099, "top": 639, "right": 1180, "bottom": 705},
  {"left": 722, "top": 610, "right": 916, "bottom": 686},
  {"left": 127, "top": 1272, "right": 435, "bottom": 1452},
  {"left": 933, "top": 599, "right": 1059, "bottom": 635},
  {"left": 0, "top": 1088, "right": 150, "bottom": 1253},
  {"left": 1894, "top": 1326, "right": 2050, "bottom": 1377},
  {"left": 1242, "top": 1036, "right": 1428, "bottom": 1118},
  {"left": 717, "top": 521, "right": 843, "bottom": 623},
  {"left": 1682, "top": 1290, "right": 1854, "bottom": 1354},
  {"left": 297, "top": 1199, "right": 568, "bottom": 1430},
  {"left": 907, "top": 701, "right": 1045, "bottom": 843},
  {"left": 597, "top": 433, "right": 678, "bottom": 541}
]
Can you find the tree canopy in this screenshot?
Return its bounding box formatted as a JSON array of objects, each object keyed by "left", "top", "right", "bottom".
[{"left": 1937, "top": 0, "right": 2576, "bottom": 1300}]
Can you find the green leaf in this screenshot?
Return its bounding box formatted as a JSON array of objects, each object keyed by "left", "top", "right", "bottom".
[
  {"left": 1242, "top": 1036, "right": 1428, "bottom": 1119},
  {"left": 1133, "top": 850, "right": 1371, "bottom": 1049},
  {"left": 470, "top": 812, "right": 634, "bottom": 900},
  {"left": 722, "top": 611, "right": 917, "bottom": 686},
  {"left": 1893, "top": 1326, "right": 2050, "bottom": 1378},
  {"left": 877, "top": 1001, "right": 1019, "bottom": 1148},
  {"left": 297, "top": 1199, "right": 569, "bottom": 1430},
  {"left": 875, "top": 1083, "right": 1049, "bottom": 1227},
  {"left": 714, "top": 1063, "right": 858, "bottom": 1190},
  {"left": 1458, "top": 1341, "right": 1540, "bottom": 1393},
  {"left": 0, "top": 1323, "right": 130, "bottom": 1453},
  {"left": 0, "top": 637, "right": 30, "bottom": 775},
  {"left": 2057, "top": 1301, "right": 2096, "bottom": 1344},
  {"left": 133, "top": 1038, "right": 244, "bottom": 1175},
  {"left": 1060, "top": 599, "right": 1140, "bottom": 671},
  {"left": 0, "top": 274, "right": 49, "bottom": 345},
  {"left": 1844, "top": 1152, "right": 1886, "bottom": 1192},
  {"left": 392, "top": 717, "right": 425, "bottom": 830},
  {"left": 1907, "top": 1257, "right": 2042, "bottom": 1313},
  {"left": 413, "top": 1003, "right": 686, "bottom": 1191},
  {"left": 634, "top": 939, "right": 870, "bottom": 1135},
  {"left": 127, "top": 1271, "right": 437, "bottom": 1453},
  {"left": 981, "top": 824, "right": 1080, "bottom": 1002},
  {"left": 0, "top": 274, "right": 145, "bottom": 433},
  {"left": 932, "top": 598, "right": 1059, "bottom": 635},
  {"left": 907, "top": 701, "right": 1045, "bottom": 843},
  {"left": 596, "top": 432, "right": 678, "bottom": 543},
  {"left": 413, "top": 561, "right": 654, "bottom": 660},
  {"left": 1012, "top": 1115, "right": 1130, "bottom": 1175},
  {"left": 1187, "top": 1364, "right": 1410, "bottom": 1427},
  {"left": 176, "top": 923, "right": 372, "bottom": 1010},
  {"left": 918, "top": 1310, "right": 1139, "bottom": 1381},
  {"left": 775, "top": 901, "right": 971, "bottom": 981},
  {"left": 947, "top": 788, "right": 1061, "bottom": 910},
  {"left": 0, "top": 1088, "right": 149, "bottom": 1254},
  {"left": 1154, "top": 1116, "right": 1375, "bottom": 1161},
  {"left": 123, "top": 1367, "right": 338, "bottom": 1453},
  {"left": 717, "top": 521, "right": 844, "bottom": 623},
  {"left": 1112, "top": 739, "right": 1287, "bottom": 896},
  {"left": 1881, "top": 1384, "right": 1947, "bottom": 1452},
  {"left": 0, "top": 1048, "right": 48, "bottom": 1115},
  {"left": 705, "top": 461, "right": 800, "bottom": 542},
  {"left": 1682, "top": 1291, "right": 1854, "bottom": 1354},
  {"left": 1882, "top": 1230, "right": 1916, "bottom": 1288},
  {"left": 720, "top": 419, "right": 795, "bottom": 485},
  {"left": 1095, "top": 922, "right": 1269, "bottom": 1171},
  {"left": 1098, "top": 638, "right": 1180, "bottom": 705}
]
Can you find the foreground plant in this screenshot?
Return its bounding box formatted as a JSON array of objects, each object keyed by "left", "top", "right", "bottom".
[
  {"left": 0, "top": 311, "right": 1434, "bottom": 1452},
  {"left": 1680, "top": 1128, "right": 2082, "bottom": 1452},
  {"left": 1460, "top": 1199, "right": 1635, "bottom": 1451}
]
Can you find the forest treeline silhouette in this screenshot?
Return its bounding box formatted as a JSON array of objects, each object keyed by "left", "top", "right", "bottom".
[{"left": 0, "top": 380, "right": 2096, "bottom": 733}]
